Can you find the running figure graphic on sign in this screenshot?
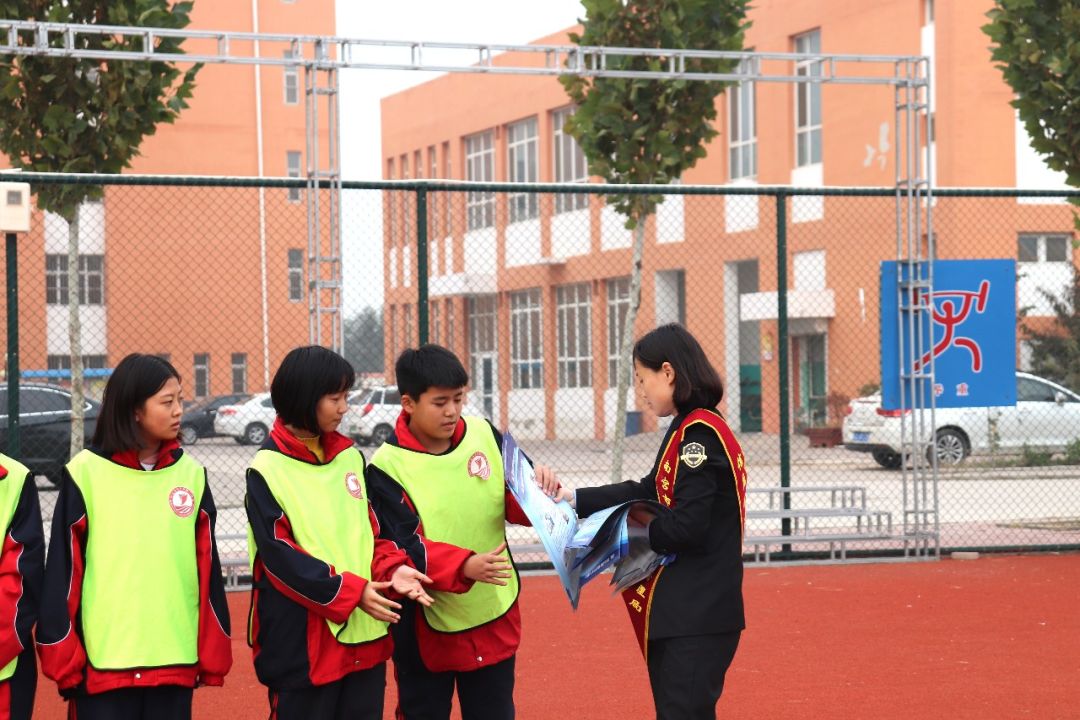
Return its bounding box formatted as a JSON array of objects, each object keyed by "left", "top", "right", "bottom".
[{"left": 912, "top": 279, "right": 990, "bottom": 373}]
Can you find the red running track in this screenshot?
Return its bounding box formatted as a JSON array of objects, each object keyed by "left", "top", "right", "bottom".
[{"left": 32, "top": 553, "right": 1080, "bottom": 719}]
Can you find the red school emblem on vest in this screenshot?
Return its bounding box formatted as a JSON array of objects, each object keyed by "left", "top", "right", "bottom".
[
  {"left": 467, "top": 451, "right": 491, "bottom": 480},
  {"left": 345, "top": 471, "right": 364, "bottom": 499},
  {"left": 169, "top": 487, "right": 195, "bottom": 517}
]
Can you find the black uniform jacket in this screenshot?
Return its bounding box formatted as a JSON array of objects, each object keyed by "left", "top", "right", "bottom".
[{"left": 576, "top": 409, "right": 745, "bottom": 640}]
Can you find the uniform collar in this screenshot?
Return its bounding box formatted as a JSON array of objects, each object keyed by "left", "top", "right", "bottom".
[
  {"left": 392, "top": 409, "right": 466, "bottom": 454},
  {"left": 269, "top": 416, "right": 354, "bottom": 464},
  {"left": 98, "top": 437, "right": 183, "bottom": 470}
]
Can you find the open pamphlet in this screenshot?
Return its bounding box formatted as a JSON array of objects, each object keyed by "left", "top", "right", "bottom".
[{"left": 502, "top": 430, "right": 675, "bottom": 609}]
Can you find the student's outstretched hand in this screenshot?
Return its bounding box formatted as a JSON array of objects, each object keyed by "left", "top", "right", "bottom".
[
  {"left": 391, "top": 565, "right": 435, "bottom": 607},
  {"left": 360, "top": 580, "right": 402, "bottom": 623},
  {"left": 533, "top": 464, "right": 560, "bottom": 497},
  {"left": 463, "top": 542, "right": 513, "bottom": 586}
]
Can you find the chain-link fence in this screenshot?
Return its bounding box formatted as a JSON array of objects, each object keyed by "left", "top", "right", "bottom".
[{"left": 2, "top": 175, "right": 1078, "bottom": 579}]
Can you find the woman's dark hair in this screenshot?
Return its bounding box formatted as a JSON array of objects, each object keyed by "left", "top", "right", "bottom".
[
  {"left": 271, "top": 346, "right": 356, "bottom": 434},
  {"left": 395, "top": 344, "right": 469, "bottom": 400},
  {"left": 93, "top": 353, "right": 182, "bottom": 453},
  {"left": 632, "top": 323, "right": 724, "bottom": 413}
]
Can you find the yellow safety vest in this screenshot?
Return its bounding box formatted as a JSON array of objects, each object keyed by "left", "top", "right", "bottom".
[
  {"left": 371, "top": 417, "right": 519, "bottom": 633},
  {"left": 67, "top": 450, "right": 203, "bottom": 669},
  {"left": 248, "top": 446, "right": 388, "bottom": 645}
]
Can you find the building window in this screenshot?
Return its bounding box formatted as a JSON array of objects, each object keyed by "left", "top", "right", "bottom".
[
  {"left": 1019, "top": 234, "right": 1071, "bottom": 263},
  {"left": 283, "top": 50, "right": 299, "bottom": 105},
  {"left": 556, "top": 283, "right": 592, "bottom": 388},
  {"left": 729, "top": 57, "right": 757, "bottom": 181},
  {"left": 401, "top": 154, "right": 411, "bottom": 246},
  {"left": 510, "top": 289, "right": 543, "bottom": 389},
  {"left": 607, "top": 276, "right": 632, "bottom": 387},
  {"left": 442, "top": 141, "right": 452, "bottom": 236},
  {"left": 287, "top": 150, "right": 302, "bottom": 203},
  {"left": 389, "top": 304, "right": 398, "bottom": 359},
  {"left": 45, "top": 254, "right": 104, "bottom": 305},
  {"left": 47, "top": 355, "right": 107, "bottom": 371},
  {"left": 288, "top": 248, "right": 304, "bottom": 302},
  {"left": 428, "top": 145, "right": 439, "bottom": 238},
  {"left": 193, "top": 354, "right": 209, "bottom": 398},
  {"left": 231, "top": 353, "right": 247, "bottom": 394},
  {"left": 465, "top": 131, "right": 495, "bottom": 230},
  {"left": 507, "top": 117, "right": 539, "bottom": 223},
  {"left": 431, "top": 301, "right": 442, "bottom": 345},
  {"left": 446, "top": 299, "right": 456, "bottom": 353},
  {"left": 404, "top": 303, "right": 414, "bottom": 347},
  {"left": 794, "top": 30, "right": 823, "bottom": 167},
  {"left": 552, "top": 108, "right": 589, "bottom": 213}
]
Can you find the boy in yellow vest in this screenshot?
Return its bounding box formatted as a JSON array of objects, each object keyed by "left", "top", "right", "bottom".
[
  {"left": 367, "top": 344, "right": 558, "bottom": 720},
  {"left": 0, "top": 452, "right": 44, "bottom": 720}
]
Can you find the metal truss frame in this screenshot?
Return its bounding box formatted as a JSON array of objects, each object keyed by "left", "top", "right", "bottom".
[{"left": 1, "top": 18, "right": 936, "bottom": 558}]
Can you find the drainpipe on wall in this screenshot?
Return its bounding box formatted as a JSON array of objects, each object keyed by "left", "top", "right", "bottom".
[{"left": 253, "top": 0, "right": 271, "bottom": 391}]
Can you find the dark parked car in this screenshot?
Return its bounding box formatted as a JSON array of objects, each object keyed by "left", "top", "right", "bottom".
[
  {"left": 179, "top": 393, "right": 251, "bottom": 445},
  {"left": 0, "top": 383, "right": 99, "bottom": 485}
]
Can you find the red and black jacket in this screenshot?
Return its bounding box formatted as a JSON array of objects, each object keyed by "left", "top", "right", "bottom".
[
  {"left": 36, "top": 440, "right": 232, "bottom": 696},
  {"left": 245, "top": 418, "right": 412, "bottom": 690},
  {"left": 365, "top": 412, "right": 532, "bottom": 673},
  {"left": 0, "top": 460, "right": 45, "bottom": 710}
]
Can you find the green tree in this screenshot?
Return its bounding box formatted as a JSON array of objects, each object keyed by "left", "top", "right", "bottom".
[
  {"left": 560, "top": 0, "right": 750, "bottom": 481},
  {"left": 986, "top": 1, "right": 1080, "bottom": 395},
  {"left": 344, "top": 306, "right": 385, "bottom": 375},
  {"left": 984, "top": 1, "right": 1080, "bottom": 190},
  {"left": 1022, "top": 273, "right": 1080, "bottom": 392},
  {"left": 0, "top": 0, "right": 201, "bottom": 454}
]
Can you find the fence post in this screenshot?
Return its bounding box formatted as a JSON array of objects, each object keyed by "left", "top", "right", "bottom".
[
  {"left": 4, "top": 232, "right": 19, "bottom": 457},
  {"left": 416, "top": 187, "right": 429, "bottom": 345},
  {"left": 775, "top": 192, "right": 791, "bottom": 548}
]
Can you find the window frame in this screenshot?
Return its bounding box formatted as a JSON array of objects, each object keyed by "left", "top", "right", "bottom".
[
  {"left": 464, "top": 131, "right": 495, "bottom": 230},
  {"left": 556, "top": 283, "right": 593, "bottom": 389},
  {"left": 794, "top": 30, "right": 823, "bottom": 168},
  {"left": 552, "top": 108, "right": 589, "bottom": 213},
  {"left": 507, "top": 117, "right": 539, "bottom": 223},
  {"left": 510, "top": 289, "right": 543, "bottom": 389}
]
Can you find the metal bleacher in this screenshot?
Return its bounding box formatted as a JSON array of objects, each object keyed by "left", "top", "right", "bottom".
[{"left": 743, "top": 486, "right": 895, "bottom": 562}]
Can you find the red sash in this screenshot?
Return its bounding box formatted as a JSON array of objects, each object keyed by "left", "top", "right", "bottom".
[{"left": 620, "top": 409, "right": 748, "bottom": 660}]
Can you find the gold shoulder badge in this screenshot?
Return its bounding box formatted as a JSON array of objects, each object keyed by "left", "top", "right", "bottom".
[{"left": 680, "top": 442, "right": 707, "bottom": 469}]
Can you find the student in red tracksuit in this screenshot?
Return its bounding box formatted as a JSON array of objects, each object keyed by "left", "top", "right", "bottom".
[
  {"left": 366, "top": 344, "right": 559, "bottom": 720},
  {"left": 0, "top": 452, "right": 45, "bottom": 720},
  {"left": 37, "top": 353, "right": 232, "bottom": 720},
  {"left": 245, "top": 345, "right": 433, "bottom": 720}
]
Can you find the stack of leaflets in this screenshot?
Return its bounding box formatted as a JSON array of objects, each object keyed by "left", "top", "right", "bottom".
[
  {"left": 501, "top": 430, "right": 675, "bottom": 609},
  {"left": 566, "top": 499, "right": 675, "bottom": 595}
]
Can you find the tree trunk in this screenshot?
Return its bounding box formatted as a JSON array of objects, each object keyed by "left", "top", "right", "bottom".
[
  {"left": 67, "top": 210, "right": 85, "bottom": 456},
  {"left": 609, "top": 220, "right": 647, "bottom": 484}
]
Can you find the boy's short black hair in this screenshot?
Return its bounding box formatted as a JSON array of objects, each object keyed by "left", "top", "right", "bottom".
[
  {"left": 271, "top": 346, "right": 355, "bottom": 434},
  {"left": 93, "top": 353, "right": 182, "bottom": 454},
  {"left": 633, "top": 323, "right": 724, "bottom": 414},
  {"left": 395, "top": 344, "right": 469, "bottom": 400}
]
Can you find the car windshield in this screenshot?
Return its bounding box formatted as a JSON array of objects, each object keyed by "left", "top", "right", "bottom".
[{"left": 350, "top": 390, "right": 374, "bottom": 406}]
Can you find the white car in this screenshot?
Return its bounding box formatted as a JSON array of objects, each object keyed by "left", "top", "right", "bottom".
[
  {"left": 842, "top": 372, "right": 1080, "bottom": 468},
  {"left": 344, "top": 385, "right": 484, "bottom": 447},
  {"left": 213, "top": 393, "right": 276, "bottom": 445}
]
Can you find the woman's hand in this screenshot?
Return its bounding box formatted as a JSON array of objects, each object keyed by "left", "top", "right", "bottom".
[{"left": 390, "top": 565, "right": 435, "bottom": 607}]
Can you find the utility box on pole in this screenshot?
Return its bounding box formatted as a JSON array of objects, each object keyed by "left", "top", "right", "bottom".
[
  {"left": 0, "top": 182, "right": 31, "bottom": 233},
  {"left": 2, "top": 180, "right": 31, "bottom": 457}
]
